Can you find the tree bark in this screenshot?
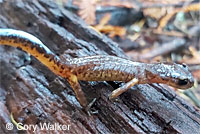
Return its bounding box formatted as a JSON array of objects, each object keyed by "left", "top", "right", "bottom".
[{"left": 0, "top": 0, "right": 200, "bottom": 134}]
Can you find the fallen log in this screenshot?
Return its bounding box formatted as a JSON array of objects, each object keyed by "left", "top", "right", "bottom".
[{"left": 0, "top": 0, "right": 200, "bottom": 133}]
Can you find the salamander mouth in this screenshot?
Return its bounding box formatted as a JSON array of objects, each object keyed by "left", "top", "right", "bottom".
[{"left": 166, "top": 77, "right": 193, "bottom": 89}]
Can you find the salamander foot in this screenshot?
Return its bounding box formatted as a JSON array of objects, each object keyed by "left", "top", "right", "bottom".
[{"left": 84, "top": 98, "right": 98, "bottom": 116}]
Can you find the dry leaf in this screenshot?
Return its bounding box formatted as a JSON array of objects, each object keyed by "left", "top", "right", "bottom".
[
  {"left": 139, "top": 0, "right": 192, "bottom": 5},
  {"left": 100, "top": 0, "right": 137, "bottom": 9},
  {"left": 99, "top": 13, "right": 111, "bottom": 26},
  {"left": 157, "top": 3, "right": 200, "bottom": 31},
  {"left": 94, "top": 13, "right": 126, "bottom": 38},
  {"left": 181, "top": 46, "right": 200, "bottom": 64},
  {"left": 96, "top": 25, "right": 126, "bottom": 38},
  {"left": 77, "top": 0, "right": 98, "bottom": 25}
]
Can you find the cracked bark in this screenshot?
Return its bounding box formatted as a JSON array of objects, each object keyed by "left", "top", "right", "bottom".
[{"left": 0, "top": 0, "right": 200, "bottom": 134}]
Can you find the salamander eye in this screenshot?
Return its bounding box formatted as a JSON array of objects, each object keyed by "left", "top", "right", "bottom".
[
  {"left": 182, "top": 63, "right": 187, "bottom": 68},
  {"left": 178, "top": 79, "right": 188, "bottom": 86}
]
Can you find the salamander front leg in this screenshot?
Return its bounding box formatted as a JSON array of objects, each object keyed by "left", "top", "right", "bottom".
[
  {"left": 67, "top": 74, "right": 88, "bottom": 109},
  {"left": 109, "top": 78, "right": 139, "bottom": 100},
  {"left": 68, "top": 75, "right": 97, "bottom": 115}
]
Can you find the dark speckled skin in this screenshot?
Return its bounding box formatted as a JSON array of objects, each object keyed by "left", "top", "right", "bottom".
[
  {"left": 0, "top": 29, "right": 194, "bottom": 109},
  {"left": 70, "top": 55, "right": 194, "bottom": 89},
  {"left": 71, "top": 55, "right": 140, "bottom": 81}
]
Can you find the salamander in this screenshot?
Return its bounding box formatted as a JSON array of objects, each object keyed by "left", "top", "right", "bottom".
[{"left": 0, "top": 29, "right": 194, "bottom": 110}]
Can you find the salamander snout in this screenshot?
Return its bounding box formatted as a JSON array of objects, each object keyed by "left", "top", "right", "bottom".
[
  {"left": 149, "top": 63, "right": 194, "bottom": 89},
  {"left": 169, "top": 64, "right": 194, "bottom": 89},
  {"left": 176, "top": 76, "right": 194, "bottom": 89}
]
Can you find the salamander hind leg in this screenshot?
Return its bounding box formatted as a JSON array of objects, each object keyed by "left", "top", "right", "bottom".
[
  {"left": 109, "top": 78, "right": 139, "bottom": 100},
  {"left": 67, "top": 74, "right": 88, "bottom": 109}
]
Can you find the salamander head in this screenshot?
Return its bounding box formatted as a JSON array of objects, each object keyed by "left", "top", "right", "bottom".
[{"left": 146, "top": 63, "right": 194, "bottom": 89}]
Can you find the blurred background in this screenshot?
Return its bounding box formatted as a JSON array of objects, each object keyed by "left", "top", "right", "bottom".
[{"left": 55, "top": 0, "right": 200, "bottom": 108}]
